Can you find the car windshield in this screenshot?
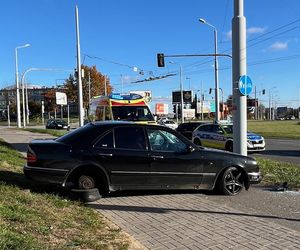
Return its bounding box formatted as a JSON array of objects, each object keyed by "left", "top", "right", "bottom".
[{"left": 112, "top": 106, "right": 154, "bottom": 121}]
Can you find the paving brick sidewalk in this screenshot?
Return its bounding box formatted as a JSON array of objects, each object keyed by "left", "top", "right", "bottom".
[{"left": 89, "top": 193, "right": 300, "bottom": 250}]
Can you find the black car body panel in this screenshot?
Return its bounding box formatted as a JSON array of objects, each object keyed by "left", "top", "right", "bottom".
[{"left": 24, "top": 121, "right": 262, "bottom": 195}]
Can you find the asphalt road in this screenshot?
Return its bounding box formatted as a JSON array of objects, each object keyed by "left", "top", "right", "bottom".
[{"left": 252, "top": 138, "right": 300, "bottom": 165}]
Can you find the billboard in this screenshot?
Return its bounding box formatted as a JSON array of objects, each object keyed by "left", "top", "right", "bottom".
[
  {"left": 56, "top": 92, "right": 67, "bottom": 105},
  {"left": 183, "top": 109, "right": 195, "bottom": 119},
  {"left": 155, "top": 103, "right": 168, "bottom": 115},
  {"left": 196, "top": 101, "right": 211, "bottom": 114},
  {"left": 172, "top": 91, "right": 193, "bottom": 104}
]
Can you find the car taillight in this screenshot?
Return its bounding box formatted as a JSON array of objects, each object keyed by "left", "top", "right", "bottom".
[{"left": 27, "top": 147, "right": 37, "bottom": 164}]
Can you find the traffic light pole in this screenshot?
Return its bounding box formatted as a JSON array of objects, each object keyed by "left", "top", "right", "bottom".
[{"left": 179, "top": 65, "right": 184, "bottom": 124}]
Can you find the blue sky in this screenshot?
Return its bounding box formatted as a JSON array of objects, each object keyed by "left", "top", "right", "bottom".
[{"left": 1, "top": 0, "right": 300, "bottom": 110}]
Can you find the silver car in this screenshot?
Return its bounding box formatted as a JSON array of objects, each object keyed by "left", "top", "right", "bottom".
[{"left": 192, "top": 123, "right": 265, "bottom": 152}]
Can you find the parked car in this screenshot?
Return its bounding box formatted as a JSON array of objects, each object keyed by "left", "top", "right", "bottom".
[
  {"left": 24, "top": 121, "right": 262, "bottom": 197},
  {"left": 285, "top": 115, "right": 295, "bottom": 120},
  {"left": 176, "top": 121, "right": 209, "bottom": 140},
  {"left": 192, "top": 123, "right": 265, "bottom": 152},
  {"left": 46, "top": 119, "right": 70, "bottom": 130},
  {"left": 158, "top": 119, "right": 178, "bottom": 130}
]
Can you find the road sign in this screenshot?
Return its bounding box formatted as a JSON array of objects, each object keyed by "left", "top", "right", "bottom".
[
  {"left": 56, "top": 92, "right": 67, "bottom": 105},
  {"left": 239, "top": 75, "right": 253, "bottom": 95}
]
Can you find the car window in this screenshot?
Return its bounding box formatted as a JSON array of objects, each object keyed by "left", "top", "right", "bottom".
[
  {"left": 147, "top": 129, "right": 187, "bottom": 152},
  {"left": 95, "top": 131, "right": 113, "bottom": 148},
  {"left": 211, "top": 125, "right": 223, "bottom": 134},
  {"left": 198, "top": 125, "right": 211, "bottom": 132},
  {"left": 114, "top": 126, "right": 146, "bottom": 150}
]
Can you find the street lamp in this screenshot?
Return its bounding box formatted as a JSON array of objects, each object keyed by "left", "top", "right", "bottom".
[
  {"left": 21, "top": 67, "right": 73, "bottom": 128},
  {"left": 169, "top": 61, "right": 184, "bottom": 124},
  {"left": 15, "top": 43, "right": 30, "bottom": 128},
  {"left": 199, "top": 18, "right": 220, "bottom": 122}
]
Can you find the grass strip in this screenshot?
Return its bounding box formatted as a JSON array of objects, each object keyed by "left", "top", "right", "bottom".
[
  {"left": 248, "top": 120, "right": 300, "bottom": 139},
  {"left": 0, "top": 139, "right": 130, "bottom": 250},
  {"left": 256, "top": 157, "right": 300, "bottom": 189}
]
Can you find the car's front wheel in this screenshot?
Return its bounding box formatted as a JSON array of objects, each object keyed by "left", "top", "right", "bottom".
[
  {"left": 225, "top": 141, "right": 233, "bottom": 152},
  {"left": 218, "top": 167, "right": 244, "bottom": 195}
]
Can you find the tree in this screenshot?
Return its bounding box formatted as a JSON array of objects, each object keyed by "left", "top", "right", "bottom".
[
  {"left": 43, "top": 89, "right": 56, "bottom": 113},
  {"left": 28, "top": 100, "right": 41, "bottom": 118},
  {"left": 64, "top": 65, "right": 113, "bottom": 109}
]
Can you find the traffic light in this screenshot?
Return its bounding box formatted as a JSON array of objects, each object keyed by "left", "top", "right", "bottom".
[
  {"left": 262, "top": 89, "right": 266, "bottom": 95},
  {"left": 173, "top": 105, "right": 176, "bottom": 114},
  {"left": 74, "top": 69, "right": 78, "bottom": 78},
  {"left": 157, "top": 53, "right": 165, "bottom": 67}
]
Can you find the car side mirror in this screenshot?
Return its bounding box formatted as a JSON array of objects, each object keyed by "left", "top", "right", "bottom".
[{"left": 187, "top": 145, "right": 195, "bottom": 153}]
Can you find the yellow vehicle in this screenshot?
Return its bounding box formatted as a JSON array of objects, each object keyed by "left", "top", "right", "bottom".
[{"left": 88, "top": 93, "right": 156, "bottom": 124}]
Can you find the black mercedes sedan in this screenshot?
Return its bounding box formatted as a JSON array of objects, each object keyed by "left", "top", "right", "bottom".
[{"left": 24, "top": 121, "right": 262, "bottom": 197}]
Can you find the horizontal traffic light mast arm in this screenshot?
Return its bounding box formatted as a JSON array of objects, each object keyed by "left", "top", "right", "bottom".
[{"left": 165, "top": 53, "right": 232, "bottom": 58}]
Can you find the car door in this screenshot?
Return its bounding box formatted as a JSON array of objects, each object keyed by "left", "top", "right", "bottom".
[
  {"left": 209, "top": 125, "right": 226, "bottom": 149},
  {"left": 146, "top": 128, "right": 204, "bottom": 188},
  {"left": 93, "top": 126, "right": 150, "bottom": 188},
  {"left": 196, "top": 124, "right": 212, "bottom": 147}
]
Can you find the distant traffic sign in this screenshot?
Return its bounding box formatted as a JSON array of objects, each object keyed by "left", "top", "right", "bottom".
[{"left": 239, "top": 75, "right": 253, "bottom": 95}]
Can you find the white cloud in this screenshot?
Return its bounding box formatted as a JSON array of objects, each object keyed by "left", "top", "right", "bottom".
[
  {"left": 224, "top": 26, "right": 266, "bottom": 41},
  {"left": 268, "top": 41, "right": 288, "bottom": 51},
  {"left": 247, "top": 27, "right": 266, "bottom": 35},
  {"left": 225, "top": 30, "right": 232, "bottom": 40}
]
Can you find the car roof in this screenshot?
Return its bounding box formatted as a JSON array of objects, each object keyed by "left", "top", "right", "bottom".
[{"left": 58, "top": 121, "right": 192, "bottom": 146}]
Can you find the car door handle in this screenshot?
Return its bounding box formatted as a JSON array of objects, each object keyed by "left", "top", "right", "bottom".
[
  {"left": 151, "top": 155, "right": 164, "bottom": 159},
  {"left": 98, "top": 153, "right": 113, "bottom": 157}
]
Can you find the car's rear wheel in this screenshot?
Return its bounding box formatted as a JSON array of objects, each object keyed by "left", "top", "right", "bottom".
[
  {"left": 70, "top": 171, "right": 107, "bottom": 201},
  {"left": 78, "top": 175, "right": 96, "bottom": 189},
  {"left": 193, "top": 138, "right": 202, "bottom": 146},
  {"left": 218, "top": 167, "right": 244, "bottom": 195}
]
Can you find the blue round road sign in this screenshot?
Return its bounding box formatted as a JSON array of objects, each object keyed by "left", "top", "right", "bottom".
[{"left": 239, "top": 75, "right": 253, "bottom": 95}]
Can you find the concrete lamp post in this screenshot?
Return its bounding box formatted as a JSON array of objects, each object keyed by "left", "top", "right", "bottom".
[
  {"left": 15, "top": 43, "right": 30, "bottom": 128},
  {"left": 199, "top": 18, "right": 220, "bottom": 122}
]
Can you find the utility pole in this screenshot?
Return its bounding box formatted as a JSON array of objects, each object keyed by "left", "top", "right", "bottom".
[
  {"left": 75, "top": 5, "right": 84, "bottom": 127},
  {"left": 179, "top": 65, "right": 184, "bottom": 124},
  {"left": 88, "top": 71, "right": 91, "bottom": 103},
  {"left": 15, "top": 48, "right": 21, "bottom": 128},
  {"left": 254, "top": 86, "right": 257, "bottom": 120},
  {"left": 232, "top": 0, "right": 247, "bottom": 155}
]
